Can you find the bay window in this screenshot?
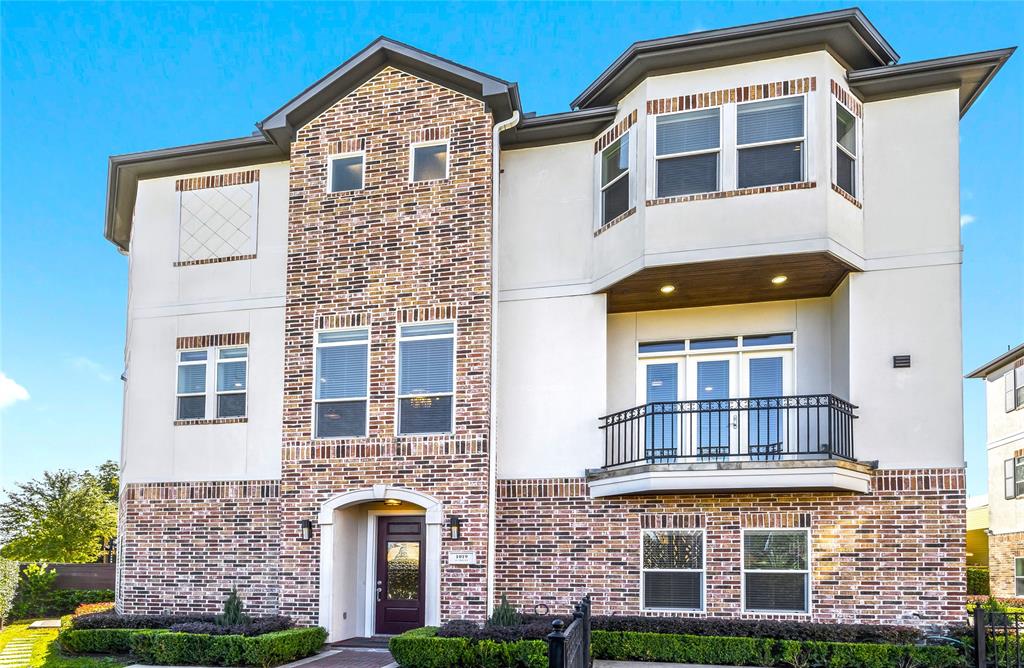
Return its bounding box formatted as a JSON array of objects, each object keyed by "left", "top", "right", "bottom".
[
  {"left": 742, "top": 529, "right": 810, "bottom": 613},
  {"left": 398, "top": 322, "right": 454, "bottom": 434},
  {"left": 655, "top": 108, "right": 720, "bottom": 197},
  {"left": 599, "top": 134, "right": 631, "bottom": 225},
  {"left": 315, "top": 328, "right": 369, "bottom": 438},
  {"left": 737, "top": 96, "right": 805, "bottom": 188}
]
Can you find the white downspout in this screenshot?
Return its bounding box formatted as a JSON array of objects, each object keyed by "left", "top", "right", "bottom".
[{"left": 487, "top": 109, "right": 519, "bottom": 618}]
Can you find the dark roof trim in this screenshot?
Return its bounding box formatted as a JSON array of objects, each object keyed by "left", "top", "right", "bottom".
[
  {"left": 259, "top": 37, "right": 521, "bottom": 149},
  {"left": 104, "top": 135, "right": 285, "bottom": 251},
  {"left": 849, "top": 47, "right": 1015, "bottom": 117},
  {"left": 966, "top": 343, "right": 1024, "bottom": 379},
  {"left": 502, "top": 106, "right": 619, "bottom": 149},
  {"left": 572, "top": 8, "right": 898, "bottom": 109}
]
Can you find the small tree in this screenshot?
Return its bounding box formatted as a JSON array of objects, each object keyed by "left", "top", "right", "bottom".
[
  {"left": 488, "top": 594, "right": 520, "bottom": 627},
  {"left": 0, "top": 559, "right": 18, "bottom": 628},
  {"left": 215, "top": 587, "right": 250, "bottom": 626}
]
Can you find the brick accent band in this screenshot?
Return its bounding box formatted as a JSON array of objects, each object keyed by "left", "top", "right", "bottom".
[
  {"left": 397, "top": 304, "right": 458, "bottom": 323},
  {"left": 594, "top": 110, "right": 638, "bottom": 153},
  {"left": 830, "top": 79, "right": 863, "bottom": 118},
  {"left": 496, "top": 478, "right": 589, "bottom": 499},
  {"left": 741, "top": 512, "right": 811, "bottom": 528},
  {"left": 647, "top": 181, "right": 816, "bottom": 207},
  {"left": 315, "top": 313, "right": 371, "bottom": 331},
  {"left": 174, "top": 254, "right": 256, "bottom": 267},
  {"left": 641, "top": 514, "right": 704, "bottom": 529},
  {"left": 872, "top": 467, "right": 966, "bottom": 491},
  {"left": 176, "top": 332, "right": 250, "bottom": 349},
  {"left": 283, "top": 435, "right": 488, "bottom": 461},
  {"left": 647, "top": 77, "right": 817, "bottom": 116},
  {"left": 327, "top": 138, "right": 365, "bottom": 155},
  {"left": 594, "top": 207, "right": 637, "bottom": 237},
  {"left": 123, "top": 479, "right": 279, "bottom": 501},
  {"left": 410, "top": 127, "right": 450, "bottom": 143},
  {"left": 174, "top": 417, "right": 248, "bottom": 427},
  {"left": 831, "top": 183, "right": 863, "bottom": 209},
  {"left": 176, "top": 170, "right": 259, "bottom": 192}
]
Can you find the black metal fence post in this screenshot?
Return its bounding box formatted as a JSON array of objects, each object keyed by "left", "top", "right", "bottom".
[
  {"left": 975, "top": 605, "right": 987, "bottom": 668},
  {"left": 547, "top": 619, "right": 565, "bottom": 668}
]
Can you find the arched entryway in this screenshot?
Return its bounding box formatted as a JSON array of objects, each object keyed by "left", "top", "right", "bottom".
[{"left": 317, "top": 485, "right": 443, "bottom": 641}]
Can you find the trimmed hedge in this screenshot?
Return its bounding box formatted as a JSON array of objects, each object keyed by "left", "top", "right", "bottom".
[
  {"left": 59, "top": 626, "right": 327, "bottom": 667},
  {"left": 969, "top": 566, "right": 991, "bottom": 596},
  {"left": 70, "top": 611, "right": 292, "bottom": 636},
  {"left": 389, "top": 627, "right": 963, "bottom": 668},
  {"left": 11, "top": 587, "right": 114, "bottom": 619}
]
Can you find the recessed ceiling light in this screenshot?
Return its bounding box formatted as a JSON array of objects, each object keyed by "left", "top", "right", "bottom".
[
  {"left": 660, "top": 285, "right": 676, "bottom": 294},
  {"left": 771, "top": 275, "right": 788, "bottom": 285}
]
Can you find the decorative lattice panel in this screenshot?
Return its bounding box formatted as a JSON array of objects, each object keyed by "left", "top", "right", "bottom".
[{"left": 178, "top": 182, "right": 258, "bottom": 262}]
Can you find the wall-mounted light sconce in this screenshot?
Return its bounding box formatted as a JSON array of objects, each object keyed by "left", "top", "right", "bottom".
[
  {"left": 383, "top": 498, "right": 403, "bottom": 507},
  {"left": 300, "top": 519, "right": 313, "bottom": 541},
  {"left": 448, "top": 516, "right": 463, "bottom": 540}
]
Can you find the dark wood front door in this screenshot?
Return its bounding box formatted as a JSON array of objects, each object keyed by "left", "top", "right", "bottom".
[{"left": 374, "top": 516, "right": 425, "bottom": 634}]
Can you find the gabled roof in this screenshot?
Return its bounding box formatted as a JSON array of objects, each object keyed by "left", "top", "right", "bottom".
[
  {"left": 258, "top": 37, "right": 521, "bottom": 149},
  {"left": 966, "top": 343, "right": 1024, "bottom": 379},
  {"left": 571, "top": 8, "right": 899, "bottom": 110}
]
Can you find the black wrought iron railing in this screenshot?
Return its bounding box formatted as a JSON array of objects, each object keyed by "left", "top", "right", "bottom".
[
  {"left": 599, "top": 394, "right": 857, "bottom": 468},
  {"left": 547, "top": 594, "right": 592, "bottom": 668}
]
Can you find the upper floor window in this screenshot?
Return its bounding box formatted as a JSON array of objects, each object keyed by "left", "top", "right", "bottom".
[
  {"left": 176, "top": 346, "right": 248, "bottom": 420},
  {"left": 315, "top": 329, "right": 369, "bottom": 438},
  {"left": 411, "top": 141, "right": 449, "bottom": 182},
  {"left": 834, "top": 102, "right": 858, "bottom": 197},
  {"left": 655, "top": 108, "right": 720, "bottom": 198},
  {"left": 1004, "top": 457, "right": 1024, "bottom": 499},
  {"left": 642, "top": 529, "right": 704, "bottom": 611},
  {"left": 737, "top": 97, "right": 805, "bottom": 188},
  {"left": 599, "top": 134, "right": 632, "bottom": 225},
  {"left": 1005, "top": 365, "right": 1024, "bottom": 412},
  {"left": 329, "top": 153, "right": 364, "bottom": 193},
  {"left": 742, "top": 529, "right": 810, "bottom": 613},
  {"left": 398, "top": 322, "right": 454, "bottom": 435}
]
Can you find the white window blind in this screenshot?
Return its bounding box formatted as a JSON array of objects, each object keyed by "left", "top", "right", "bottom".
[
  {"left": 398, "top": 322, "right": 454, "bottom": 434},
  {"left": 737, "top": 97, "right": 805, "bottom": 188},
  {"left": 216, "top": 347, "right": 247, "bottom": 418},
  {"left": 315, "top": 329, "right": 369, "bottom": 438},
  {"left": 642, "top": 530, "right": 704, "bottom": 610},
  {"left": 412, "top": 143, "right": 448, "bottom": 182},
  {"left": 329, "top": 155, "right": 364, "bottom": 193},
  {"left": 743, "top": 530, "right": 809, "bottom": 613},
  {"left": 656, "top": 108, "right": 720, "bottom": 197},
  {"left": 176, "top": 350, "right": 207, "bottom": 420},
  {"left": 835, "top": 103, "right": 857, "bottom": 197},
  {"left": 600, "top": 134, "right": 631, "bottom": 225}
]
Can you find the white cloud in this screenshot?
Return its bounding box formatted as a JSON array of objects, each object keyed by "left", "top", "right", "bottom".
[
  {"left": 960, "top": 214, "right": 977, "bottom": 227},
  {"left": 70, "top": 356, "right": 114, "bottom": 382},
  {"left": 0, "top": 372, "right": 30, "bottom": 409}
]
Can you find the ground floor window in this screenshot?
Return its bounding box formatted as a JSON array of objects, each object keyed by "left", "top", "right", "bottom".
[
  {"left": 641, "top": 529, "right": 704, "bottom": 611},
  {"left": 1016, "top": 557, "right": 1024, "bottom": 596},
  {"left": 742, "top": 529, "right": 810, "bottom": 613}
]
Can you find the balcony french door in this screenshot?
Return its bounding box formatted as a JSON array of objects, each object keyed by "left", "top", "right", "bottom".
[{"left": 638, "top": 350, "right": 792, "bottom": 461}]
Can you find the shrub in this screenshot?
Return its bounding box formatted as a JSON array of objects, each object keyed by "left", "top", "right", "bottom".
[
  {"left": 590, "top": 615, "right": 924, "bottom": 645},
  {"left": 0, "top": 559, "right": 18, "bottom": 627},
  {"left": 11, "top": 584, "right": 114, "bottom": 619},
  {"left": 243, "top": 628, "right": 328, "bottom": 668},
  {"left": 72, "top": 611, "right": 217, "bottom": 629},
  {"left": 488, "top": 595, "right": 521, "bottom": 627},
  {"left": 390, "top": 627, "right": 546, "bottom": 668},
  {"left": 169, "top": 616, "right": 293, "bottom": 636},
  {"left": 438, "top": 617, "right": 567, "bottom": 642},
  {"left": 216, "top": 587, "right": 251, "bottom": 627},
  {"left": 969, "top": 566, "right": 991, "bottom": 596},
  {"left": 74, "top": 601, "right": 115, "bottom": 617},
  {"left": 60, "top": 627, "right": 144, "bottom": 655}
]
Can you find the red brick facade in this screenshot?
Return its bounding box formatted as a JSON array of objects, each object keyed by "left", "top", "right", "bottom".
[
  {"left": 493, "top": 469, "right": 966, "bottom": 626},
  {"left": 989, "top": 532, "right": 1024, "bottom": 598},
  {"left": 276, "top": 65, "right": 494, "bottom": 625}
]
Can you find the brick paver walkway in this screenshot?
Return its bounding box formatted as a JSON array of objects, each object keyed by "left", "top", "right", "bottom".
[{"left": 286, "top": 648, "right": 395, "bottom": 668}]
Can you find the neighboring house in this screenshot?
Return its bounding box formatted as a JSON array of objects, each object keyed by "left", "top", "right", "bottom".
[
  {"left": 103, "top": 9, "right": 1013, "bottom": 638},
  {"left": 969, "top": 343, "right": 1024, "bottom": 597},
  {"left": 967, "top": 495, "right": 990, "bottom": 568}
]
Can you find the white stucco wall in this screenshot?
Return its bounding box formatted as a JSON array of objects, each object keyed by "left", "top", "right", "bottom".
[
  {"left": 983, "top": 360, "right": 1024, "bottom": 534},
  {"left": 122, "top": 162, "right": 288, "bottom": 484}
]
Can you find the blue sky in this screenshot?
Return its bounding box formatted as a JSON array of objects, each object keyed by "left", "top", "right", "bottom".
[{"left": 1, "top": 2, "right": 1021, "bottom": 497}]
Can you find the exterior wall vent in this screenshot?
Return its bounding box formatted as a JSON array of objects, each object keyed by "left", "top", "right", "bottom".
[{"left": 893, "top": 355, "right": 911, "bottom": 369}]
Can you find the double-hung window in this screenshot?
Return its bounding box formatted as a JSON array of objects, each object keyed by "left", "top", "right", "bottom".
[
  {"left": 1005, "top": 365, "right": 1024, "bottom": 412},
  {"left": 411, "top": 141, "right": 449, "bottom": 182},
  {"left": 834, "top": 102, "right": 858, "bottom": 197},
  {"left": 641, "top": 530, "right": 704, "bottom": 611},
  {"left": 655, "top": 108, "right": 720, "bottom": 197},
  {"left": 328, "top": 153, "right": 364, "bottom": 193},
  {"left": 176, "top": 346, "right": 248, "bottom": 420},
  {"left": 315, "top": 329, "right": 369, "bottom": 438},
  {"left": 737, "top": 96, "right": 805, "bottom": 188},
  {"left": 742, "top": 529, "right": 810, "bottom": 613},
  {"left": 1016, "top": 558, "right": 1024, "bottom": 596},
  {"left": 397, "top": 322, "right": 454, "bottom": 434},
  {"left": 599, "top": 134, "right": 631, "bottom": 225},
  {"left": 1005, "top": 457, "right": 1024, "bottom": 499}
]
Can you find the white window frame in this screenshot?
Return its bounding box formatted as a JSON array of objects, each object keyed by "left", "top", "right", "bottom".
[
  {"left": 735, "top": 94, "right": 808, "bottom": 189},
  {"left": 396, "top": 320, "right": 457, "bottom": 436},
  {"left": 313, "top": 327, "right": 371, "bottom": 439},
  {"left": 327, "top": 151, "right": 366, "bottom": 193},
  {"left": 740, "top": 527, "right": 811, "bottom": 615},
  {"left": 1005, "top": 366, "right": 1024, "bottom": 412},
  {"left": 175, "top": 350, "right": 208, "bottom": 420},
  {"left": 640, "top": 529, "right": 706, "bottom": 612},
  {"left": 594, "top": 129, "right": 636, "bottom": 229},
  {"left": 1016, "top": 557, "right": 1024, "bottom": 596},
  {"left": 175, "top": 345, "right": 248, "bottom": 422},
  {"left": 831, "top": 99, "right": 861, "bottom": 199},
  {"left": 215, "top": 347, "right": 248, "bottom": 419},
  {"left": 648, "top": 107, "right": 723, "bottom": 200},
  {"left": 409, "top": 139, "right": 450, "bottom": 183}
]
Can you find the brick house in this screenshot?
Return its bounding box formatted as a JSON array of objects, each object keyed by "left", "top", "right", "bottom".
[
  {"left": 104, "top": 9, "right": 1013, "bottom": 638},
  {"left": 969, "top": 344, "right": 1024, "bottom": 598}
]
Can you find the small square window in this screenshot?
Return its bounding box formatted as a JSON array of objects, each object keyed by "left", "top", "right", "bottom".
[
  {"left": 412, "top": 143, "right": 448, "bottom": 182},
  {"left": 329, "top": 155, "right": 364, "bottom": 193}
]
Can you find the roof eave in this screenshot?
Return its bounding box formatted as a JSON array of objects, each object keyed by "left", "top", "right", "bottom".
[{"left": 966, "top": 342, "right": 1024, "bottom": 379}]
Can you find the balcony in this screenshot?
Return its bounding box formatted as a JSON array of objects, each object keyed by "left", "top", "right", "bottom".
[{"left": 588, "top": 394, "right": 872, "bottom": 496}]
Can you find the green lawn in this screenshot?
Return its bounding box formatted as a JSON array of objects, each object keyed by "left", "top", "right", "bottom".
[{"left": 0, "top": 621, "right": 127, "bottom": 668}]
